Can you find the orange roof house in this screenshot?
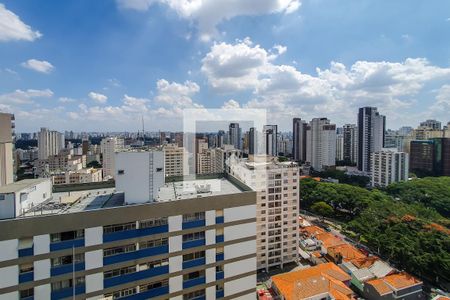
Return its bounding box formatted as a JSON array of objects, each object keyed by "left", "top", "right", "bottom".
[
  {"left": 364, "top": 273, "right": 423, "bottom": 299},
  {"left": 327, "top": 243, "right": 366, "bottom": 263},
  {"left": 271, "top": 262, "right": 354, "bottom": 300}
]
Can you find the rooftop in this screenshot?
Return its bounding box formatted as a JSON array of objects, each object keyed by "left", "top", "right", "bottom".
[
  {"left": 156, "top": 177, "right": 244, "bottom": 201},
  {"left": 366, "top": 273, "right": 422, "bottom": 295},
  {"left": 0, "top": 178, "right": 49, "bottom": 194}
]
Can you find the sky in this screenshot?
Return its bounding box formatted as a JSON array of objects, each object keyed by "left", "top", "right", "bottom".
[{"left": 1, "top": 0, "right": 450, "bottom": 133}]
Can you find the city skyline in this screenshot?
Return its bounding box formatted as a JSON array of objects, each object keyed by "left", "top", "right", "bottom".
[{"left": 1, "top": 1, "right": 450, "bottom": 132}]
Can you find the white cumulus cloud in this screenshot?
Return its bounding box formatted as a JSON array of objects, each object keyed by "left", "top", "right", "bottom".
[
  {"left": 0, "top": 3, "right": 42, "bottom": 42},
  {"left": 88, "top": 92, "right": 108, "bottom": 104},
  {"left": 21, "top": 59, "right": 54, "bottom": 74}
]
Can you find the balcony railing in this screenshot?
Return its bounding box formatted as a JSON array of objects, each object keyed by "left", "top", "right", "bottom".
[
  {"left": 182, "top": 257, "right": 206, "bottom": 269},
  {"left": 51, "top": 262, "right": 85, "bottom": 276},
  {"left": 182, "top": 219, "right": 206, "bottom": 230},
  {"left": 19, "top": 272, "right": 34, "bottom": 283},
  {"left": 215, "top": 235, "right": 224, "bottom": 243},
  {"left": 103, "top": 225, "right": 169, "bottom": 243},
  {"left": 182, "top": 239, "right": 205, "bottom": 250},
  {"left": 51, "top": 284, "right": 85, "bottom": 300},
  {"left": 104, "top": 265, "right": 169, "bottom": 288},
  {"left": 216, "top": 271, "right": 224, "bottom": 280},
  {"left": 182, "top": 276, "right": 206, "bottom": 289},
  {"left": 103, "top": 245, "right": 169, "bottom": 265},
  {"left": 18, "top": 246, "right": 33, "bottom": 257},
  {"left": 215, "top": 216, "right": 224, "bottom": 224},
  {"left": 50, "top": 238, "right": 84, "bottom": 252}
]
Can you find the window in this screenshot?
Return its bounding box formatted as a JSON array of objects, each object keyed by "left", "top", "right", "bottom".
[
  {"left": 19, "top": 288, "right": 33, "bottom": 299},
  {"left": 105, "top": 287, "right": 137, "bottom": 299},
  {"left": 52, "top": 253, "right": 84, "bottom": 266},
  {"left": 50, "top": 230, "right": 84, "bottom": 242},
  {"left": 51, "top": 277, "right": 85, "bottom": 291},
  {"left": 103, "top": 222, "right": 136, "bottom": 234},
  {"left": 182, "top": 231, "right": 205, "bottom": 242},
  {"left": 183, "top": 212, "right": 205, "bottom": 222},
  {"left": 139, "top": 237, "right": 168, "bottom": 249},
  {"left": 216, "top": 265, "right": 224, "bottom": 273},
  {"left": 156, "top": 168, "right": 163, "bottom": 172},
  {"left": 183, "top": 251, "right": 205, "bottom": 262},
  {"left": 19, "top": 263, "right": 33, "bottom": 274},
  {"left": 141, "top": 258, "right": 169, "bottom": 269},
  {"left": 104, "top": 265, "right": 136, "bottom": 279},
  {"left": 104, "top": 244, "right": 136, "bottom": 257},
  {"left": 216, "top": 284, "right": 224, "bottom": 291},
  {"left": 0, "top": 194, "right": 5, "bottom": 201},
  {"left": 183, "top": 289, "right": 205, "bottom": 300},
  {"left": 118, "top": 170, "right": 124, "bottom": 175},
  {"left": 183, "top": 270, "right": 205, "bottom": 281},
  {"left": 140, "top": 279, "right": 169, "bottom": 292},
  {"left": 139, "top": 217, "right": 168, "bottom": 228}
]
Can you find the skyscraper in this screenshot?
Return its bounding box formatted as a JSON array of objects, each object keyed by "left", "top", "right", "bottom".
[
  {"left": 228, "top": 123, "right": 241, "bottom": 150},
  {"left": 37, "top": 128, "right": 65, "bottom": 160},
  {"left": 292, "top": 118, "right": 307, "bottom": 162},
  {"left": 100, "top": 137, "right": 124, "bottom": 179},
  {"left": 249, "top": 127, "right": 256, "bottom": 155},
  {"left": 0, "top": 113, "right": 14, "bottom": 186},
  {"left": 306, "top": 118, "right": 337, "bottom": 171},
  {"left": 263, "top": 125, "right": 278, "bottom": 156},
  {"left": 371, "top": 149, "right": 409, "bottom": 187},
  {"left": 343, "top": 124, "right": 358, "bottom": 165},
  {"left": 357, "top": 107, "right": 386, "bottom": 173},
  {"left": 336, "top": 133, "right": 344, "bottom": 162}
]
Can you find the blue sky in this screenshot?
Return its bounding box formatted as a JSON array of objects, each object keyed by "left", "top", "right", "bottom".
[{"left": 1, "top": 0, "right": 450, "bottom": 132}]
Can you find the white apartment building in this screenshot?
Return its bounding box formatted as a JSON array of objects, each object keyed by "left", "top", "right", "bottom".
[
  {"left": 164, "top": 144, "right": 186, "bottom": 177},
  {"left": 228, "top": 155, "right": 299, "bottom": 271},
  {"left": 306, "top": 118, "right": 337, "bottom": 171},
  {"left": 0, "top": 113, "right": 14, "bottom": 187},
  {"left": 37, "top": 128, "right": 65, "bottom": 160},
  {"left": 100, "top": 137, "right": 124, "bottom": 179},
  {"left": 371, "top": 148, "right": 409, "bottom": 187},
  {"left": 336, "top": 133, "right": 344, "bottom": 161},
  {"left": 0, "top": 178, "right": 52, "bottom": 219}
]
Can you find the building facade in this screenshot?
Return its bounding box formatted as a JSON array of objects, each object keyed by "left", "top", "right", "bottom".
[
  {"left": 0, "top": 113, "right": 14, "bottom": 187},
  {"left": 263, "top": 125, "right": 278, "bottom": 157},
  {"left": 164, "top": 144, "right": 185, "bottom": 177},
  {"left": 343, "top": 124, "right": 358, "bottom": 165},
  {"left": 306, "top": 118, "right": 337, "bottom": 171},
  {"left": 37, "top": 128, "right": 65, "bottom": 161},
  {"left": 292, "top": 118, "right": 307, "bottom": 163},
  {"left": 100, "top": 137, "right": 124, "bottom": 180},
  {"left": 228, "top": 123, "right": 241, "bottom": 151},
  {"left": 358, "top": 107, "right": 386, "bottom": 173},
  {"left": 371, "top": 149, "right": 409, "bottom": 187}
]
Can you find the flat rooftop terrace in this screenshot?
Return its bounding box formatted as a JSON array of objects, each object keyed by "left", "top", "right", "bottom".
[{"left": 156, "top": 178, "right": 244, "bottom": 202}]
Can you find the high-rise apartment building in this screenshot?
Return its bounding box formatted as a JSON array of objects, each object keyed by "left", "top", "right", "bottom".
[
  {"left": 432, "top": 138, "right": 450, "bottom": 176},
  {"left": 228, "top": 123, "right": 241, "bottom": 150},
  {"left": 100, "top": 137, "right": 124, "bottom": 179},
  {"left": 306, "top": 118, "right": 337, "bottom": 171},
  {"left": 37, "top": 128, "right": 65, "bottom": 160},
  {"left": 343, "top": 124, "right": 358, "bottom": 165},
  {"left": 0, "top": 113, "right": 14, "bottom": 186},
  {"left": 263, "top": 125, "right": 278, "bottom": 157},
  {"left": 228, "top": 156, "right": 299, "bottom": 271},
  {"left": 357, "top": 107, "right": 386, "bottom": 173},
  {"left": 336, "top": 133, "right": 344, "bottom": 162},
  {"left": 292, "top": 118, "right": 307, "bottom": 162},
  {"left": 371, "top": 149, "right": 409, "bottom": 187},
  {"left": 420, "top": 119, "right": 442, "bottom": 130},
  {"left": 163, "top": 144, "right": 185, "bottom": 177},
  {"left": 0, "top": 164, "right": 257, "bottom": 299},
  {"left": 409, "top": 140, "right": 435, "bottom": 176}
]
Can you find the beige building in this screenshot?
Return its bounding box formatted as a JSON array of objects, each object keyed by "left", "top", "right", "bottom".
[
  {"left": 0, "top": 113, "right": 14, "bottom": 187},
  {"left": 228, "top": 155, "right": 299, "bottom": 270},
  {"left": 52, "top": 168, "right": 103, "bottom": 185},
  {"left": 35, "top": 154, "right": 86, "bottom": 177},
  {"left": 196, "top": 146, "right": 242, "bottom": 175},
  {"left": 100, "top": 137, "right": 124, "bottom": 179},
  {"left": 163, "top": 143, "right": 186, "bottom": 177}
]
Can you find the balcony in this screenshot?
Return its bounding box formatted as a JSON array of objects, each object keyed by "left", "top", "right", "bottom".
[
  {"left": 215, "top": 216, "right": 224, "bottom": 224},
  {"left": 216, "top": 289, "right": 224, "bottom": 298},
  {"left": 51, "top": 262, "right": 85, "bottom": 276},
  {"left": 103, "top": 225, "right": 169, "bottom": 243},
  {"left": 104, "top": 265, "right": 169, "bottom": 288},
  {"left": 182, "top": 257, "right": 206, "bottom": 269},
  {"left": 215, "top": 235, "right": 224, "bottom": 243},
  {"left": 19, "top": 272, "right": 34, "bottom": 283},
  {"left": 216, "top": 253, "right": 224, "bottom": 261},
  {"left": 103, "top": 245, "right": 169, "bottom": 265},
  {"left": 182, "top": 219, "right": 206, "bottom": 230},
  {"left": 51, "top": 284, "right": 85, "bottom": 300},
  {"left": 182, "top": 276, "right": 206, "bottom": 289},
  {"left": 50, "top": 239, "right": 84, "bottom": 252},
  {"left": 216, "top": 271, "right": 224, "bottom": 280},
  {"left": 182, "top": 239, "right": 205, "bottom": 250},
  {"left": 18, "top": 246, "right": 33, "bottom": 257}
]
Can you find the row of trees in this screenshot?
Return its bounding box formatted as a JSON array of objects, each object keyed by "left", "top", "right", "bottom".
[{"left": 300, "top": 177, "right": 450, "bottom": 289}]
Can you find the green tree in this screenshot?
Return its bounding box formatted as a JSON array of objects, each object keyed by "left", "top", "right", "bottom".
[
  {"left": 310, "top": 201, "right": 334, "bottom": 218},
  {"left": 87, "top": 160, "right": 102, "bottom": 168}
]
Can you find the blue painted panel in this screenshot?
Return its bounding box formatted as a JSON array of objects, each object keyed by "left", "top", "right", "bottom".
[
  {"left": 50, "top": 239, "right": 84, "bottom": 251},
  {"left": 216, "top": 253, "right": 224, "bottom": 261},
  {"left": 104, "top": 265, "right": 169, "bottom": 288},
  {"left": 18, "top": 247, "right": 33, "bottom": 257},
  {"left": 182, "top": 219, "right": 205, "bottom": 230},
  {"left": 51, "top": 262, "right": 85, "bottom": 276},
  {"left": 121, "top": 286, "right": 170, "bottom": 299},
  {"left": 19, "top": 272, "right": 33, "bottom": 283},
  {"left": 182, "top": 257, "right": 206, "bottom": 269},
  {"left": 215, "top": 216, "right": 224, "bottom": 224},
  {"left": 182, "top": 276, "right": 206, "bottom": 289},
  {"left": 215, "top": 235, "right": 224, "bottom": 243},
  {"left": 182, "top": 239, "right": 205, "bottom": 250},
  {"left": 103, "top": 225, "right": 169, "bottom": 243},
  {"left": 51, "top": 284, "right": 85, "bottom": 300},
  {"left": 216, "top": 290, "right": 224, "bottom": 298},
  {"left": 216, "top": 271, "right": 224, "bottom": 280}
]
